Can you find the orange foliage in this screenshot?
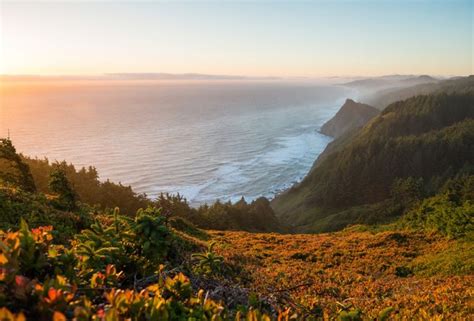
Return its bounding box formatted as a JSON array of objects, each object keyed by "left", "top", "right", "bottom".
[{"left": 211, "top": 230, "right": 473, "bottom": 319}]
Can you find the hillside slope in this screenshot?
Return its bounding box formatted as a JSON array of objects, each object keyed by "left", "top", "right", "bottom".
[
  {"left": 211, "top": 229, "right": 473, "bottom": 319},
  {"left": 320, "top": 99, "right": 379, "bottom": 138},
  {"left": 272, "top": 92, "right": 474, "bottom": 231}
]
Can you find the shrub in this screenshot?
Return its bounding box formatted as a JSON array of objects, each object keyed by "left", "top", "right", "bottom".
[
  {"left": 0, "top": 222, "right": 279, "bottom": 320},
  {"left": 401, "top": 176, "right": 474, "bottom": 238},
  {"left": 411, "top": 241, "right": 474, "bottom": 276},
  {"left": 192, "top": 241, "right": 224, "bottom": 276},
  {"left": 133, "top": 207, "right": 171, "bottom": 262}
]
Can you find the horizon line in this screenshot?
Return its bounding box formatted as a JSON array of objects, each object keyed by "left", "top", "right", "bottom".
[{"left": 0, "top": 72, "right": 466, "bottom": 82}]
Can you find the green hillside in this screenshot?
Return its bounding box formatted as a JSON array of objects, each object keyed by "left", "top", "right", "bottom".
[{"left": 272, "top": 92, "right": 474, "bottom": 232}]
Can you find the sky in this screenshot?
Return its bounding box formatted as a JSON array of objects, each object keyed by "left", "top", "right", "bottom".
[{"left": 0, "top": 0, "right": 472, "bottom": 77}]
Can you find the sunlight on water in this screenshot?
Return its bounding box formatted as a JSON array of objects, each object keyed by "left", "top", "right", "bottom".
[{"left": 1, "top": 80, "right": 354, "bottom": 205}]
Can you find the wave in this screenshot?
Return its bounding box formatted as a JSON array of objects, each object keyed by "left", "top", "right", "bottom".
[{"left": 4, "top": 81, "right": 354, "bottom": 205}]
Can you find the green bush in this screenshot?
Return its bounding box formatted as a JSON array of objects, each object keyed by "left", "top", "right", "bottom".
[
  {"left": 133, "top": 207, "right": 171, "bottom": 262},
  {"left": 192, "top": 241, "right": 224, "bottom": 276},
  {"left": 0, "top": 222, "right": 277, "bottom": 320},
  {"left": 0, "top": 186, "right": 92, "bottom": 242},
  {"left": 411, "top": 241, "right": 474, "bottom": 276},
  {"left": 401, "top": 175, "right": 474, "bottom": 238}
]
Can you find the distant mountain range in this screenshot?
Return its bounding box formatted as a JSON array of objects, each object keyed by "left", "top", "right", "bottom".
[
  {"left": 366, "top": 75, "right": 474, "bottom": 109},
  {"left": 342, "top": 75, "right": 438, "bottom": 90}
]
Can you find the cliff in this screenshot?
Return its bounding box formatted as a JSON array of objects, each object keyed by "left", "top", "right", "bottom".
[{"left": 320, "top": 99, "right": 379, "bottom": 138}]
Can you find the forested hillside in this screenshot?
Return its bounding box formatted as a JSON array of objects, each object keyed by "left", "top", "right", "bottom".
[
  {"left": 272, "top": 92, "right": 474, "bottom": 232},
  {"left": 24, "top": 157, "right": 151, "bottom": 215}
]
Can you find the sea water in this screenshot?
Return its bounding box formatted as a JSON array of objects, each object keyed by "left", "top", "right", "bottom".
[{"left": 1, "top": 80, "right": 354, "bottom": 205}]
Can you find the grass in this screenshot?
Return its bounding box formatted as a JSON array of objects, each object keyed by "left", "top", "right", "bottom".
[
  {"left": 209, "top": 229, "right": 473, "bottom": 319},
  {"left": 410, "top": 240, "right": 474, "bottom": 276}
]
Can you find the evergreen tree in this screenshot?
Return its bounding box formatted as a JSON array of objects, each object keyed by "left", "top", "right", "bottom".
[
  {"left": 0, "top": 138, "right": 36, "bottom": 192},
  {"left": 49, "top": 164, "right": 77, "bottom": 211}
]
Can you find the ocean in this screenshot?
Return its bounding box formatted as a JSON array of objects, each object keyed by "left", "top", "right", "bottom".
[{"left": 1, "top": 80, "right": 354, "bottom": 205}]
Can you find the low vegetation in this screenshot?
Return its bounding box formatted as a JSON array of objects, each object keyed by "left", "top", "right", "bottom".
[
  {"left": 0, "top": 219, "right": 275, "bottom": 320},
  {"left": 1, "top": 160, "right": 471, "bottom": 320},
  {"left": 2, "top": 198, "right": 471, "bottom": 320},
  {"left": 210, "top": 229, "right": 473, "bottom": 319}
]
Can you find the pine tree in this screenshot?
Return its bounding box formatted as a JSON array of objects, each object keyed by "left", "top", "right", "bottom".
[
  {"left": 49, "top": 164, "right": 77, "bottom": 211},
  {"left": 0, "top": 138, "right": 36, "bottom": 192}
]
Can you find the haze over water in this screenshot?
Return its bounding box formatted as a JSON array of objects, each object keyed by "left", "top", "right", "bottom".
[{"left": 1, "top": 80, "right": 353, "bottom": 205}]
